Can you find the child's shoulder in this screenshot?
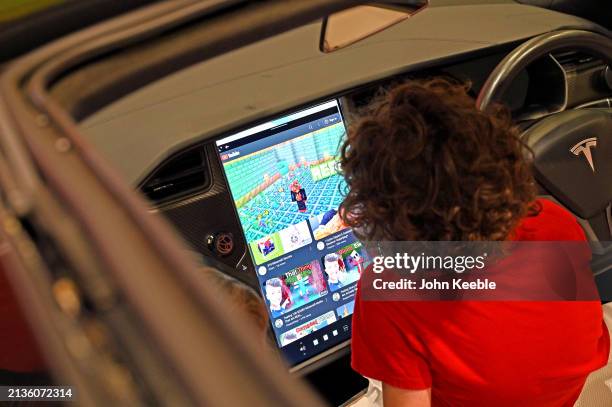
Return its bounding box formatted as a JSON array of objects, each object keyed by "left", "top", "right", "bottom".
[{"left": 514, "top": 198, "right": 586, "bottom": 241}]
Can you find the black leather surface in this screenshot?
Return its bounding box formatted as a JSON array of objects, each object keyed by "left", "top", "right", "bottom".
[{"left": 524, "top": 109, "right": 612, "bottom": 220}]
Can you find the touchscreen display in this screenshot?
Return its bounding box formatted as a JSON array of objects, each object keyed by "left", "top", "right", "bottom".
[{"left": 216, "top": 100, "right": 369, "bottom": 366}]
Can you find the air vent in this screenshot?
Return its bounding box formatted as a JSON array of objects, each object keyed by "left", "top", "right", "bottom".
[
  {"left": 553, "top": 51, "right": 602, "bottom": 72},
  {"left": 141, "top": 147, "right": 209, "bottom": 204}
]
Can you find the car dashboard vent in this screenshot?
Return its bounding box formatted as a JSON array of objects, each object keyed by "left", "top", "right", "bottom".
[
  {"left": 552, "top": 51, "right": 603, "bottom": 72},
  {"left": 140, "top": 147, "right": 210, "bottom": 204}
]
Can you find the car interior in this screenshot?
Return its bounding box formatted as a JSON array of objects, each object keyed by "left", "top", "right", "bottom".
[
  {"left": 1, "top": 0, "right": 611, "bottom": 405},
  {"left": 59, "top": 1, "right": 611, "bottom": 404}
]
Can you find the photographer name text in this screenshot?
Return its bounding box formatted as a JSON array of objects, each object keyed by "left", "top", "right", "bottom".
[{"left": 373, "top": 278, "right": 496, "bottom": 291}]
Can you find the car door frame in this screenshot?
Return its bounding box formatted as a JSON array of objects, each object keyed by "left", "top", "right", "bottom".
[{"left": 0, "top": 0, "right": 368, "bottom": 405}]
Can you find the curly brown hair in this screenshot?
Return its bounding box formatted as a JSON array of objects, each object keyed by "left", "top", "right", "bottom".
[{"left": 339, "top": 78, "right": 538, "bottom": 241}]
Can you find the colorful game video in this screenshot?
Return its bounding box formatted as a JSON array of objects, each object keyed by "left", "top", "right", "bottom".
[
  {"left": 221, "top": 124, "right": 349, "bottom": 263},
  {"left": 279, "top": 311, "right": 338, "bottom": 346},
  {"left": 262, "top": 260, "right": 329, "bottom": 318},
  {"left": 322, "top": 241, "right": 370, "bottom": 292}
]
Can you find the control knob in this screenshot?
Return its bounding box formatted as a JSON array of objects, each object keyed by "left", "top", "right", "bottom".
[{"left": 206, "top": 232, "right": 234, "bottom": 257}]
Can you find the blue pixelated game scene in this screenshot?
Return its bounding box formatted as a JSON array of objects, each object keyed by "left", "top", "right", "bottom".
[{"left": 222, "top": 123, "right": 348, "bottom": 255}]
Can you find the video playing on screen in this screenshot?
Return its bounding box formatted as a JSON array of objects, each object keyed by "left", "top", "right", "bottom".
[{"left": 217, "top": 100, "right": 369, "bottom": 366}]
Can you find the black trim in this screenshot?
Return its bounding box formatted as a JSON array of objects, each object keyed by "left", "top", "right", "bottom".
[{"left": 219, "top": 106, "right": 339, "bottom": 150}]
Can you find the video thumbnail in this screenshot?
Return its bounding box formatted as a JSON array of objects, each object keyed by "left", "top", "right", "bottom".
[
  {"left": 279, "top": 311, "right": 338, "bottom": 346},
  {"left": 249, "top": 220, "right": 312, "bottom": 265},
  {"left": 322, "top": 241, "right": 370, "bottom": 292},
  {"left": 263, "top": 260, "right": 329, "bottom": 318},
  {"left": 278, "top": 221, "right": 312, "bottom": 252},
  {"left": 336, "top": 301, "right": 355, "bottom": 319},
  {"left": 308, "top": 208, "right": 348, "bottom": 241}
]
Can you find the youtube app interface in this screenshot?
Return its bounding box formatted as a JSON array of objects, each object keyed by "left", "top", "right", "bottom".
[{"left": 217, "top": 100, "right": 369, "bottom": 366}]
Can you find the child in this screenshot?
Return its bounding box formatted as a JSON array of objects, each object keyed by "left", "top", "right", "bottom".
[{"left": 341, "top": 78, "right": 609, "bottom": 406}]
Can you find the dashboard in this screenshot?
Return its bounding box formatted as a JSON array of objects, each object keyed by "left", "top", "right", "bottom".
[
  {"left": 130, "top": 47, "right": 612, "bottom": 372},
  {"left": 88, "top": 46, "right": 609, "bottom": 349},
  {"left": 75, "top": 3, "right": 611, "bottom": 403},
  {"left": 134, "top": 46, "right": 611, "bottom": 370}
]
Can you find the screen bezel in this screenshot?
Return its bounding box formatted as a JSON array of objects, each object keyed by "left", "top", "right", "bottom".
[{"left": 214, "top": 98, "right": 355, "bottom": 371}]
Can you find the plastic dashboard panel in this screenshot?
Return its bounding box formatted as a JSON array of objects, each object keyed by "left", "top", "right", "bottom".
[
  {"left": 89, "top": 36, "right": 609, "bottom": 291},
  {"left": 78, "top": 2, "right": 602, "bottom": 186},
  {"left": 152, "top": 143, "right": 258, "bottom": 288}
]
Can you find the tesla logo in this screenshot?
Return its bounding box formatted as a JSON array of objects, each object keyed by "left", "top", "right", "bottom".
[{"left": 570, "top": 137, "right": 597, "bottom": 172}]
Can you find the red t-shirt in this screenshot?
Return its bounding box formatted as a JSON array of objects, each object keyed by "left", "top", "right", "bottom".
[{"left": 351, "top": 199, "right": 610, "bottom": 406}]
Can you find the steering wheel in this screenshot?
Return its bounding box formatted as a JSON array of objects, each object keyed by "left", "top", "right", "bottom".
[{"left": 476, "top": 30, "right": 612, "bottom": 254}]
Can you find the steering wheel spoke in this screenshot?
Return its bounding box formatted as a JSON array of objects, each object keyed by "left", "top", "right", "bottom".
[
  {"left": 521, "top": 108, "right": 612, "bottom": 231},
  {"left": 477, "top": 30, "right": 612, "bottom": 247}
]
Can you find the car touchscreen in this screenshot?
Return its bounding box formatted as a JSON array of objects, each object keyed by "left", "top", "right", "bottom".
[{"left": 216, "top": 100, "right": 369, "bottom": 366}]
